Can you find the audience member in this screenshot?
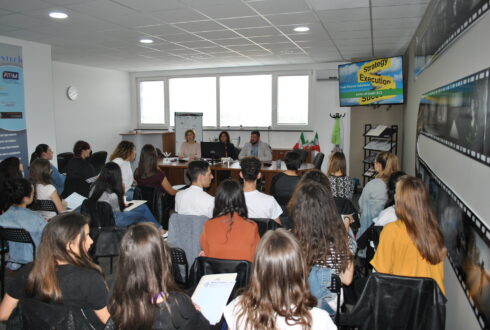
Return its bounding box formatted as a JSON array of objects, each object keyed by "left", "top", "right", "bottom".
[
  {"left": 200, "top": 179, "right": 259, "bottom": 262},
  {"left": 179, "top": 129, "right": 201, "bottom": 160},
  {"left": 373, "top": 171, "right": 406, "bottom": 226},
  {"left": 238, "top": 131, "right": 272, "bottom": 162},
  {"left": 134, "top": 144, "right": 177, "bottom": 196},
  {"left": 0, "top": 157, "right": 24, "bottom": 212},
  {"left": 371, "top": 176, "right": 446, "bottom": 295},
  {"left": 175, "top": 160, "right": 214, "bottom": 218},
  {"left": 0, "top": 178, "right": 46, "bottom": 270},
  {"left": 0, "top": 213, "right": 109, "bottom": 328},
  {"left": 290, "top": 181, "right": 354, "bottom": 315},
  {"left": 89, "top": 162, "right": 164, "bottom": 234},
  {"left": 65, "top": 140, "right": 96, "bottom": 181},
  {"left": 107, "top": 223, "right": 210, "bottom": 330},
  {"left": 219, "top": 131, "right": 237, "bottom": 159},
  {"left": 30, "top": 144, "right": 65, "bottom": 193},
  {"left": 29, "top": 159, "right": 67, "bottom": 220},
  {"left": 110, "top": 140, "right": 137, "bottom": 200},
  {"left": 224, "top": 229, "right": 336, "bottom": 330},
  {"left": 240, "top": 157, "right": 282, "bottom": 223},
  {"left": 327, "top": 151, "right": 354, "bottom": 200},
  {"left": 270, "top": 150, "right": 302, "bottom": 206},
  {"left": 358, "top": 151, "right": 400, "bottom": 236}
]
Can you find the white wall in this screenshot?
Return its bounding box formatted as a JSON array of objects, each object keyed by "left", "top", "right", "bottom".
[
  {"left": 131, "top": 63, "right": 349, "bottom": 172},
  {"left": 404, "top": 10, "right": 490, "bottom": 330},
  {"left": 52, "top": 62, "right": 131, "bottom": 155},
  {"left": 0, "top": 36, "right": 56, "bottom": 158}
]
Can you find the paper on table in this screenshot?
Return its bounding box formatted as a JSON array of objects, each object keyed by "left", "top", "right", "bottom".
[
  {"left": 191, "top": 273, "right": 237, "bottom": 325},
  {"left": 64, "top": 192, "right": 86, "bottom": 210},
  {"left": 124, "top": 200, "right": 146, "bottom": 212}
]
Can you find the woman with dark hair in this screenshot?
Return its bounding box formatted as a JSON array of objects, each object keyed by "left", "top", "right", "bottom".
[
  {"left": 134, "top": 144, "right": 177, "bottom": 196},
  {"left": 270, "top": 150, "right": 302, "bottom": 206},
  {"left": 373, "top": 171, "right": 406, "bottom": 227},
  {"left": 30, "top": 159, "right": 67, "bottom": 220},
  {"left": 179, "top": 129, "right": 201, "bottom": 160},
  {"left": 65, "top": 140, "right": 96, "bottom": 181},
  {"left": 110, "top": 140, "right": 137, "bottom": 200},
  {"left": 371, "top": 176, "right": 446, "bottom": 294},
  {"left": 89, "top": 162, "right": 164, "bottom": 232},
  {"left": 224, "top": 229, "right": 335, "bottom": 330},
  {"left": 219, "top": 131, "right": 237, "bottom": 159},
  {"left": 0, "top": 213, "right": 109, "bottom": 328},
  {"left": 289, "top": 181, "right": 354, "bottom": 315},
  {"left": 30, "top": 144, "right": 66, "bottom": 193},
  {"left": 0, "top": 157, "right": 24, "bottom": 212},
  {"left": 106, "top": 223, "right": 210, "bottom": 330},
  {"left": 200, "top": 179, "right": 260, "bottom": 262},
  {"left": 0, "top": 178, "right": 46, "bottom": 270},
  {"left": 327, "top": 151, "right": 354, "bottom": 200}
]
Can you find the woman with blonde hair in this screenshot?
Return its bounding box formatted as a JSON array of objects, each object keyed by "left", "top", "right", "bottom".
[
  {"left": 110, "top": 140, "right": 137, "bottom": 200},
  {"left": 224, "top": 228, "right": 335, "bottom": 330},
  {"left": 358, "top": 151, "right": 400, "bottom": 236},
  {"left": 371, "top": 176, "right": 446, "bottom": 294},
  {"left": 179, "top": 129, "right": 201, "bottom": 160}
]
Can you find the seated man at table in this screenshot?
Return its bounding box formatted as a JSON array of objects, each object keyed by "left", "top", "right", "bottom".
[
  {"left": 175, "top": 160, "right": 214, "bottom": 218},
  {"left": 240, "top": 157, "right": 282, "bottom": 224},
  {"left": 238, "top": 130, "right": 272, "bottom": 162}
]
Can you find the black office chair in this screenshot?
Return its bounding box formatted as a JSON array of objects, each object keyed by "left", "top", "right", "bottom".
[
  {"left": 170, "top": 247, "right": 189, "bottom": 288},
  {"left": 293, "top": 149, "right": 308, "bottom": 163},
  {"left": 133, "top": 186, "right": 172, "bottom": 230},
  {"left": 57, "top": 152, "right": 74, "bottom": 174},
  {"left": 249, "top": 218, "right": 282, "bottom": 237},
  {"left": 313, "top": 152, "right": 325, "bottom": 169},
  {"left": 89, "top": 151, "right": 107, "bottom": 174},
  {"left": 29, "top": 199, "right": 58, "bottom": 215},
  {"left": 0, "top": 227, "right": 36, "bottom": 296},
  {"left": 329, "top": 273, "right": 342, "bottom": 326}
]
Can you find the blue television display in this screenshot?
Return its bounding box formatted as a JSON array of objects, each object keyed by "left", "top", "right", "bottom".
[{"left": 338, "top": 56, "right": 404, "bottom": 107}]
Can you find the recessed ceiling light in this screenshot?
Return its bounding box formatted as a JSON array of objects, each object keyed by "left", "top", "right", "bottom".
[
  {"left": 294, "top": 26, "right": 310, "bottom": 32},
  {"left": 140, "top": 38, "right": 154, "bottom": 44},
  {"left": 49, "top": 12, "right": 68, "bottom": 19}
]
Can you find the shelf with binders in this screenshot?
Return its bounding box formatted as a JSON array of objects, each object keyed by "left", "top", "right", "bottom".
[{"left": 362, "top": 124, "right": 398, "bottom": 185}]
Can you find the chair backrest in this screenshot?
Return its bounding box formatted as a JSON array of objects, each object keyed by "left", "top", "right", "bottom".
[
  {"left": 133, "top": 186, "right": 171, "bottom": 229},
  {"left": 30, "top": 199, "right": 58, "bottom": 214},
  {"left": 170, "top": 247, "right": 189, "bottom": 287},
  {"left": 0, "top": 227, "right": 36, "bottom": 258},
  {"left": 88, "top": 151, "right": 108, "bottom": 174},
  {"left": 57, "top": 152, "right": 74, "bottom": 174},
  {"left": 80, "top": 199, "right": 115, "bottom": 228},
  {"left": 62, "top": 176, "right": 90, "bottom": 199},
  {"left": 249, "top": 218, "right": 281, "bottom": 237},
  {"left": 313, "top": 152, "right": 325, "bottom": 169},
  {"left": 189, "top": 256, "right": 252, "bottom": 302},
  {"left": 294, "top": 149, "right": 308, "bottom": 163},
  {"left": 339, "top": 273, "right": 446, "bottom": 330}
]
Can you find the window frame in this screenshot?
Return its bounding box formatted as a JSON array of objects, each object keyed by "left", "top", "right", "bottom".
[{"left": 136, "top": 70, "right": 312, "bottom": 130}]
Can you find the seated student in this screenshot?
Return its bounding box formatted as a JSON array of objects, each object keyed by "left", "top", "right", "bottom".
[
  {"left": 238, "top": 130, "right": 272, "bottom": 162},
  {"left": 65, "top": 140, "right": 96, "bottom": 181},
  {"left": 134, "top": 144, "right": 177, "bottom": 196},
  {"left": 109, "top": 140, "right": 137, "bottom": 200},
  {"left": 270, "top": 150, "right": 302, "bottom": 207},
  {"left": 200, "top": 179, "right": 260, "bottom": 262},
  {"left": 0, "top": 157, "right": 24, "bottom": 213},
  {"left": 29, "top": 159, "right": 67, "bottom": 220},
  {"left": 175, "top": 160, "right": 214, "bottom": 218},
  {"left": 30, "top": 144, "right": 66, "bottom": 194},
  {"left": 107, "top": 223, "right": 210, "bottom": 330},
  {"left": 219, "top": 131, "right": 237, "bottom": 159},
  {"left": 179, "top": 129, "right": 201, "bottom": 160},
  {"left": 371, "top": 176, "right": 446, "bottom": 295},
  {"left": 240, "top": 157, "right": 282, "bottom": 223},
  {"left": 89, "top": 162, "right": 165, "bottom": 234},
  {"left": 0, "top": 213, "right": 109, "bottom": 329},
  {"left": 373, "top": 171, "right": 406, "bottom": 227},
  {"left": 290, "top": 181, "right": 354, "bottom": 315},
  {"left": 327, "top": 151, "right": 354, "bottom": 200},
  {"left": 224, "top": 229, "right": 336, "bottom": 330},
  {"left": 0, "top": 178, "right": 47, "bottom": 270}
]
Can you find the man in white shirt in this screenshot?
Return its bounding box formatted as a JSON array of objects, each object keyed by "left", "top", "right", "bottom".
[
  {"left": 175, "top": 160, "right": 214, "bottom": 218},
  {"left": 240, "top": 156, "right": 282, "bottom": 223},
  {"left": 238, "top": 130, "right": 272, "bottom": 162}
]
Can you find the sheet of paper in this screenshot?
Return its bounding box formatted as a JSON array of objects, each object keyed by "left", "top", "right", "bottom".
[
  {"left": 64, "top": 192, "right": 86, "bottom": 210},
  {"left": 124, "top": 200, "right": 146, "bottom": 212},
  {"left": 365, "top": 125, "right": 387, "bottom": 137},
  {"left": 192, "top": 273, "right": 237, "bottom": 325}
]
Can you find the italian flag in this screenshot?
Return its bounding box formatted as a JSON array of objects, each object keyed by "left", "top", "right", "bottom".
[
  {"left": 293, "top": 132, "right": 308, "bottom": 149},
  {"left": 310, "top": 132, "right": 320, "bottom": 152}
]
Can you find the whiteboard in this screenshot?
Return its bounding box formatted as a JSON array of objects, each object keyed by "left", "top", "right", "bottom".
[{"left": 174, "top": 112, "right": 203, "bottom": 153}]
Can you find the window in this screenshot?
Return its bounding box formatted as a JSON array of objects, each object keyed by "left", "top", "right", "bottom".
[
  {"left": 219, "top": 75, "right": 272, "bottom": 127},
  {"left": 139, "top": 80, "right": 165, "bottom": 125},
  {"left": 169, "top": 77, "right": 216, "bottom": 126},
  {"left": 277, "top": 75, "right": 309, "bottom": 125}
]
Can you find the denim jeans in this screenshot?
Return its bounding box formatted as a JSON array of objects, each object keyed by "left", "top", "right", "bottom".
[
  {"left": 125, "top": 188, "right": 134, "bottom": 201},
  {"left": 308, "top": 265, "right": 336, "bottom": 315},
  {"left": 114, "top": 204, "right": 161, "bottom": 228}
]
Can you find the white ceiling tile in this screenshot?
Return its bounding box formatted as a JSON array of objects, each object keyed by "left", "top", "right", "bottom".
[
  {"left": 264, "top": 12, "right": 317, "bottom": 26},
  {"left": 0, "top": 24, "right": 18, "bottom": 33},
  {"left": 373, "top": 28, "right": 416, "bottom": 38},
  {"left": 0, "top": 8, "right": 12, "bottom": 15},
  {"left": 335, "top": 38, "right": 372, "bottom": 47},
  {"left": 217, "top": 16, "right": 269, "bottom": 29},
  {"left": 112, "top": 0, "right": 184, "bottom": 12},
  {"left": 159, "top": 33, "right": 203, "bottom": 43},
  {"left": 372, "top": 4, "right": 427, "bottom": 19},
  {"left": 181, "top": 0, "right": 242, "bottom": 6},
  {"left": 325, "top": 20, "right": 370, "bottom": 32},
  {"left": 192, "top": 3, "right": 257, "bottom": 19},
  {"left": 308, "top": 0, "right": 369, "bottom": 11},
  {"left": 249, "top": 35, "right": 290, "bottom": 44},
  {"left": 331, "top": 30, "right": 371, "bottom": 40},
  {"left": 42, "top": 0, "right": 97, "bottom": 5},
  {"left": 0, "top": 13, "right": 49, "bottom": 29},
  {"left": 372, "top": 17, "right": 422, "bottom": 30},
  {"left": 136, "top": 24, "right": 183, "bottom": 37},
  {"left": 372, "top": 0, "right": 429, "bottom": 6},
  {"left": 196, "top": 29, "right": 240, "bottom": 39},
  {"left": 317, "top": 8, "right": 370, "bottom": 23},
  {"left": 66, "top": 0, "right": 134, "bottom": 17},
  {"left": 234, "top": 26, "right": 279, "bottom": 37},
  {"left": 212, "top": 37, "right": 250, "bottom": 46},
  {"left": 174, "top": 20, "right": 227, "bottom": 32},
  {"left": 177, "top": 39, "right": 220, "bottom": 48},
  {"left": 0, "top": 0, "right": 53, "bottom": 12},
  {"left": 105, "top": 13, "right": 163, "bottom": 29},
  {"left": 149, "top": 8, "right": 208, "bottom": 23},
  {"left": 248, "top": 0, "right": 310, "bottom": 15}
]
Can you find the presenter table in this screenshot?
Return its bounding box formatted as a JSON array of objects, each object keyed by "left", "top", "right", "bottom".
[{"left": 159, "top": 160, "right": 315, "bottom": 195}]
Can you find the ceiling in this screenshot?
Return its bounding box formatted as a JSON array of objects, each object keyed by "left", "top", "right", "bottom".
[{"left": 0, "top": 0, "right": 429, "bottom": 72}]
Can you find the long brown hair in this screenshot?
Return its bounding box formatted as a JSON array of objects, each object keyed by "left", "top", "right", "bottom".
[
  {"left": 289, "top": 179, "right": 352, "bottom": 271},
  {"left": 375, "top": 151, "right": 399, "bottom": 181},
  {"left": 110, "top": 140, "right": 135, "bottom": 161},
  {"left": 134, "top": 144, "right": 160, "bottom": 180},
  {"left": 327, "top": 151, "right": 347, "bottom": 176},
  {"left": 395, "top": 176, "right": 446, "bottom": 264},
  {"left": 29, "top": 158, "right": 52, "bottom": 185},
  {"left": 109, "top": 223, "right": 179, "bottom": 330},
  {"left": 236, "top": 229, "right": 316, "bottom": 330},
  {"left": 25, "top": 213, "right": 101, "bottom": 302}
]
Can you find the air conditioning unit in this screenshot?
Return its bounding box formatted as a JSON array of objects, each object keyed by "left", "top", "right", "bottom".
[{"left": 315, "top": 69, "right": 338, "bottom": 81}]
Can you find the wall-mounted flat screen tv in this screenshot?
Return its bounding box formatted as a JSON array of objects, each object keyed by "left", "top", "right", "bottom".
[{"left": 338, "top": 56, "right": 404, "bottom": 107}]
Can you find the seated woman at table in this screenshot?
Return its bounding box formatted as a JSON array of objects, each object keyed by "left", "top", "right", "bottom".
[
  {"left": 270, "top": 150, "right": 302, "bottom": 207},
  {"left": 109, "top": 140, "right": 137, "bottom": 200},
  {"left": 30, "top": 144, "right": 66, "bottom": 194},
  {"left": 134, "top": 144, "right": 177, "bottom": 196},
  {"left": 179, "top": 129, "right": 201, "bottom": 160},
  {"left": 200, "top": 179, "right": 260, "bottom": 262},
  {"left": 65, "top": 140, "right": 96, "bottom": 181},
  {"left": 327, "top": 151, "right": 354, "bottom": 200},
  {"left": 219, "top": 131, "right": 237, "bottom": 159}
]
